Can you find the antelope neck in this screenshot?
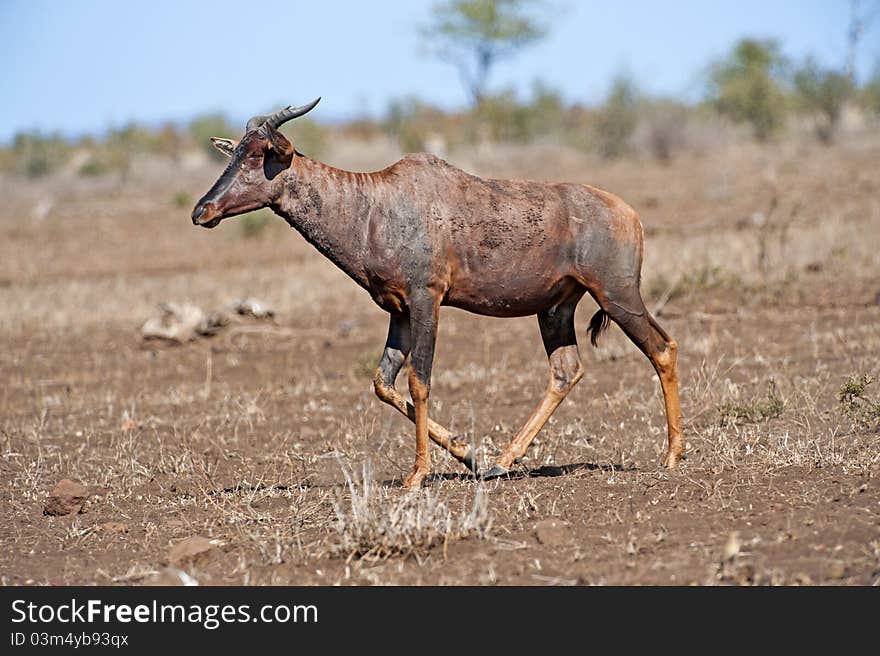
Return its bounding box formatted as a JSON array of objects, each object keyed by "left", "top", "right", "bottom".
[{"left": 272, "top": 156, "right": 381, "bottom": 291}]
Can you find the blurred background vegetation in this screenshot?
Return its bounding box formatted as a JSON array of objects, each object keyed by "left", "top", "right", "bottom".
[{"left": 2, "top": 0, "right": 879, "bottom": 180}]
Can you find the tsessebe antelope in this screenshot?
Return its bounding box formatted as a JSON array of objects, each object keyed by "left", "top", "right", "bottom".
[{"left": 192, "top": 99, "right": 683, "bottom": 488}]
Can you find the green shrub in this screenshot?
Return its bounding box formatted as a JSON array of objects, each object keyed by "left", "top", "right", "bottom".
[
  {"left": 470, "top": 82, "right": 568, "bottom": 143},
  {"left": 860, "top": 63, "right": 880, "bottom": 116},
  {"left": 594, "top": 74, "right": 639, "bottom": 158},
  {"left": 77, "top": 158, "right": 110, "bottom": 177},
  {"left": 77, "top": 147, "right": 130, "bottom": 177},
  {"left": 473, "top": 89, "right": 533, "bottom": 142},
  {"left": 107, "top": 123, "right": 161, "bottom": 154},
  {"left": 707, "top": 38, "right": 789, "bottom": 141},
  {"left": 793, "top": 58, "right": 853, "bottom": 143},
  {"left": 11, "top": 132, "right": 73, "bottom": 178},
  {"left": 386, "top": 96, "right": 445, "bottom": 152},
  {"left": 718, "top": 380, "right": 784, "bottom": 427}
]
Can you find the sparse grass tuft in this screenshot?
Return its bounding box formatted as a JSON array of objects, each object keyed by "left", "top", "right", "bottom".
[
  {"left": 838, "top": 375, "right": 880, "bottom": 432},
  {"left": 331, "top": 461, "right": 491, "bottom": 561},
  {"left": 718, "top": 380, "right": 784, "bottom": 427}
]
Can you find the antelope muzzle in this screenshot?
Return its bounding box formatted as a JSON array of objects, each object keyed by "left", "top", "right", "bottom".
[{"left": 191, "top": 201, "right": 222, "bottom": 228}]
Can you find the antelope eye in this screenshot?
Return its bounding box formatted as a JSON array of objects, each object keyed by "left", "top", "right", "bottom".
[{"left": 248, "top": 151, "right": 262, "bottom": 160}]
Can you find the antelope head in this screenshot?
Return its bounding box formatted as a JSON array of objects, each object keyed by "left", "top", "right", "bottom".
[{"left": 191, "top": 97, "right": 320, "bottom": 228}]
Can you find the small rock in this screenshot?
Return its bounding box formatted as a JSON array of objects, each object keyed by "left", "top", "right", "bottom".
[
  {"left": 96, "top": 521, "right": 129, "bottom": 534},
  {"left": 826, "top": 561, "right": 847, "bottom": 580},
  {"left": 166, "top": 536, "right": 222, "bottom": 566},
  {"left": 228, "top": 298, "right": 274, "bottom": 319},
  {"left": 141, "top": 303, "right": 206, "bottom": 344},
  {"left": 44, "top": 479, "right": 88, "bottom": 516},
  {"left": 535, "top": 518, "right": 571, "bottom": 546},
  {"left": 197, "top": 311, "right": 230, "bottom": 336}
]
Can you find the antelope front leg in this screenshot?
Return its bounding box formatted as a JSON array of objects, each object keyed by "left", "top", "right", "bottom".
[
  {"left": 373, "top": 314, "right": 475, "bottom": 472},
  {"left": 402, "top": 295, "right": 440, "bottom": 489}
]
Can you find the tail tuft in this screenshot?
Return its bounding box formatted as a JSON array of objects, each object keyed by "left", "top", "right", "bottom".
[{"left": 589, "top": 309, "right": 610, "bottom": 347}]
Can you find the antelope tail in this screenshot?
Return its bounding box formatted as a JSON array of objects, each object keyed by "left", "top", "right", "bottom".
[{"left": 588, "top": 309, "right": 610, "bottom": 347}]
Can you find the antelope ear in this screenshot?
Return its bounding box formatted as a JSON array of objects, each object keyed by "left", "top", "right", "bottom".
[
  {"left": 264, "top": 123, "right": 294, "bottom": 162},
  {"left": 210, "top": 137, "right": 237, "bottom": 158}
]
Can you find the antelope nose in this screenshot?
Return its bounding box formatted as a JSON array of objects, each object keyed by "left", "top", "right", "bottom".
[{"left": 191, "top": 203, "right": 212, "bottom": 225}]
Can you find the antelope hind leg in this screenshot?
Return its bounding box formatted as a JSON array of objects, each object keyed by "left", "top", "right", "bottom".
[{"left": 487, "top": 303, "right": 584, "bottom": 478}]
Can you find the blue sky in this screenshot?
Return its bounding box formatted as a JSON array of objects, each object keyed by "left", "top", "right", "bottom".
[{"left": 1, "top": 0, "right": 877, "bottom": 142}]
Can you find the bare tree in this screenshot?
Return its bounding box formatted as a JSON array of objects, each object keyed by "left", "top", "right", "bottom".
[
  {"left": 847, "top": 0, "right": 880, "bottom": 84},
  {"left": 421, "top": 0, "right": 550, "bottom": 105}
]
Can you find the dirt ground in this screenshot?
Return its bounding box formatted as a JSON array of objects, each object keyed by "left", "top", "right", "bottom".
[{"left": 1, "top": 137, "right": 878, "bottom": 585}]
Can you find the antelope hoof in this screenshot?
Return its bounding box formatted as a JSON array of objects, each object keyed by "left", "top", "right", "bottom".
[
  {"left": 481, "top": 465, "right": 510, "bottom": 480},
  {"left": 661, "top": 451, "right": 682, "bottom": 469},
  {"left": 403, "top": 469, "right": 429, "bottom": 489}
]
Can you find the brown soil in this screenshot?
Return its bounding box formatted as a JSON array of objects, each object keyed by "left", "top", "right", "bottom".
[{"left": 1, "top": 140, "right": 878, "bottom": 585}]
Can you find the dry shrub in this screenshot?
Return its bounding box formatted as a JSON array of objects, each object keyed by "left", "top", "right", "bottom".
[
  {"left": 634, "top": 100, "right": 688, "bottom": 161},
  {"left": 838, "top": 375, "right": 880, "bottom": 432},
  {"left": 718, "top": 380, "right": 784, "bottom": 427},
  {"left": 331, "top": 461, "right": 491, "bottom": 561}
]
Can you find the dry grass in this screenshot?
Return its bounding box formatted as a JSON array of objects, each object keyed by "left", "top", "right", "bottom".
[{"left": 331, "top": 460, "right": 491, "bottom": 561}]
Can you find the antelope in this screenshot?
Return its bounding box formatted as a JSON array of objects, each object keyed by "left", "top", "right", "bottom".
[{"left": 192, "top": 98, "right": 683, "bottom": 488}]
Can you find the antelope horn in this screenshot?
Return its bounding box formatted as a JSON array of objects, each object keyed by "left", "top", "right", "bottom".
[{"left": 245, "top": 97, "right": 321, "bottom": 132}]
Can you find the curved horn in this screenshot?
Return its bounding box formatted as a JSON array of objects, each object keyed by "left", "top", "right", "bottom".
[
  {"left": 245, "top": 97, "right": 321, "bottom": 132},
  {"left": 266, "top": 97, "right": 321, "bottom": 129}
]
